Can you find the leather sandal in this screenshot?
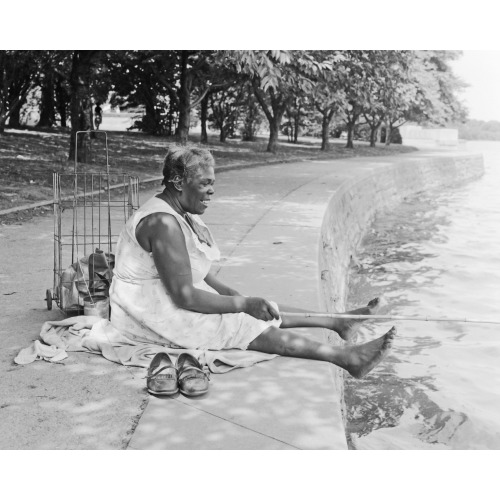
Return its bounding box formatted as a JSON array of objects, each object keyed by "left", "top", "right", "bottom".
[
  {"left": 177, "top": 353, "right": 210, "bottom": 397},
  {"left": 146, "top": 352, "right": 178, "bottom": 396}
]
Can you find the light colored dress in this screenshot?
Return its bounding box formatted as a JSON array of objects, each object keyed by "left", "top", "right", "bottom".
[{"left": 109, "top": 196, "right": 281, "bottom": 350}]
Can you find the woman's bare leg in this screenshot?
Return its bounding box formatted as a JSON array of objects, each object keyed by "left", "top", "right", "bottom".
[
  {"left": 247, "top": 325, "right": 396, "bottom": 379},
  {"left": 278, "top": 298, "right": 381, "bottom": 342}
]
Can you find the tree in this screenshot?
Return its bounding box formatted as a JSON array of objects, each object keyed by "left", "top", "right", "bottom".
[
  {"left": 37, "top": 71, "right": 56, "bottom": 128},
  {"left": 35, "top": 51, "right": 72, "bottom": 128},
  {"left": 334, "top": 51, "right": 382, "bottom": 149},
  {"left": 311, "top": 51, "right": 348, "bottom": 150},
  {"left": 172, "top": 51, "right": 239, "bottom": 144},
  {"left": 361, "top": 51, "right": 413, "bottom": 146},
  {"left": 176, "top": 51, "right": 205, "bottom": 143},
  {"left": 0, "top": 51, "right": 39, "bottom": 133},
  {"left": 68, "top": 50, "right": 101, "bottom": 161},
  {"left": 409, "top": 51, "right": 468, "bottom": 126},
  {"left": 109, "top": 50, "right": 231, "bottom": 142},
  {"left": 283, "top": 93, "right": 312, "bottom": 144},
  {"left": 223, "top": 50, "right": 328, "bottom": 153},
  {"left": 55, "top": 70, "right": 71, "bottom": 128},
  {"left": 1, "top": 51, "right": 71, "bottom": 131},
  {"left": 106, "top": 50, "right": 178, "bottom": 135},
  {"left": 6, "top": 93, "right": 28, "bottom": 129},
  {"left": 199, "top": 90, "right": 211, "bottom": 143},
  {"left": 376, "top": 51, "right": 467, "bottom": 145},
  {"left": 196, "top": 64, "right": 244, "bottom": 143},
  {"left": 208, "top": 84, "right": 245, "bottom": 142},
  {"left": 239, "top": 84, "right": 263, "bottom": 141}
]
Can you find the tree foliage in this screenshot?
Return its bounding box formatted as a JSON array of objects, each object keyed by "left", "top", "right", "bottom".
[
  {"left": 221, "top": 50, "right": 330, "bottom": 152},
  {"left": 1, "top": 50, "right": 469, "bottom": 156},
  {"left": 106, "top": 50, "right": 179, "bottom": 135},
  {"left": 0, "top": 50, "right": 40, "bottom": 132}
]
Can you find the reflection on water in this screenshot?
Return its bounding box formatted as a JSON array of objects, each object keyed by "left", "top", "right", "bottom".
[{"left": 345, "top": 142, "right": 500, "bottom": 450}]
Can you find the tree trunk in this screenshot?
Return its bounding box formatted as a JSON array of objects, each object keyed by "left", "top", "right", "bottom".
[
  {"left": 177, "top": 105, "right": 190, "bottom": 144},
  {"left": 266, "top": 98, "right": 286, "bottom": 153},
  {"left": 37, "top": 72, "right": 56, "bottom": 128},
  {"left": 0, "top": 112, "right": 7, "bottom": 133},
  {"left": 242, "top": 110, "right": 257, "bottom": 141},
  {"left": 0, "top": 109, "right": 12, "bottom": 132},
  {"left": 220, "top": 125, "right": 226, "bottom": 143},
  {"left": 167, "top": 105, "right": 175, "bottom": 136},
  {"left": 346, "top": 121, "right": 355, "bottom": 149},
  {"left": 284, "top": 108, "right": 292, "bottom": 143},
  {"left": 175, "top": 52, "right": 191, "bottom": 145},
  {"left": 142, "top": 101, "right": 157, "bottom": 134},
  {"left": 385, "top": 122, "right": 393, "bottom": 146},
  {"left": 68, "top": 51, "right": 95, "bottom": 162},
  {"left": 293, "top": 111, "right": 300, "bottom": 144},
  {"left": 200, "top": 93, "right": 209, "bottom": 143},
  {"left": 369, "top": 125, "right": 379, "bottom": 147},
  {"left": 8, "top": 107, "right": 21, "bottom": 128},
  {"left": 252, "top": 81, "right": 285, "bottom": 153},
  {"left": 8, "top": 95, "right": 26, "bottom": 128},
  {"left": 55, "top": 75, "right": 68, "bottom": 127},
  {"left": 267, "top": 114, "right": 282, "bottom": 153},
  {"left": 321, "top": 113, "right": 331, "bottom": 151},
  {"left": 1, "top": 85, "right": 30, "bottom": 131}
]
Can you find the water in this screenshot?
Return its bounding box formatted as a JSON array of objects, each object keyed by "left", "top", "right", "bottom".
[{"left": 345, "top": 141, "right": 500, "bottom": 450}]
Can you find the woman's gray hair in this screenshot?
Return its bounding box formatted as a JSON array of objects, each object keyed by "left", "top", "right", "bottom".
[{"left": 161, "top": 145, "right": 215, "bottom": 186}]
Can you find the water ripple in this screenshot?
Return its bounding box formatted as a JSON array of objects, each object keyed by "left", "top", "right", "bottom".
[{"left": 345, "top": 142, "right": 500, "bottom": 450}]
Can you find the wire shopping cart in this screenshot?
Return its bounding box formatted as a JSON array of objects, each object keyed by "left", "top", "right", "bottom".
[{"left": 46, "top": 131, "right": 139, "bottom": 315}]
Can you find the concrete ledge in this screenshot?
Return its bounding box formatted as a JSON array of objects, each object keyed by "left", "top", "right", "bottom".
[
  {"left": 316, "top": 152, "right": 484, "bottom": 432},
  {"left": 319, "top": 153, "right": 485, "bottom": 313},
  {"left": 129, "top": 150, "right": 484, "bottom": 450}
]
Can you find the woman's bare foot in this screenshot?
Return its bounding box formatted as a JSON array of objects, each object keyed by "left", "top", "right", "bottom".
[
  {"left": 339, "top": 326, "right": 396, "bottom": 379},
  {"left": 333, "top": 298, "right": 381, "bottom": 342}
]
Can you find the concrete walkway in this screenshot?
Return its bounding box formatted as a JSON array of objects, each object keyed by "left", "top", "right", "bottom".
[{"left": 0, "top": 148, "right": 463, "bottom": 449}]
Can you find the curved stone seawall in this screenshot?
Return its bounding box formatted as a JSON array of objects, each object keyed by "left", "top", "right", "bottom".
[{"left": 317, "top": 153, "right": 484, "bottom": 427}]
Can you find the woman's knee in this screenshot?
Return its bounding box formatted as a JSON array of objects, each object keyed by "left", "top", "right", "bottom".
[{"left": 247, "top": 326, "right": 286, "bottom": 354}]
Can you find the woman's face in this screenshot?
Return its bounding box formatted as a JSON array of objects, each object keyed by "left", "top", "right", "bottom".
[{"left": 180, "top": 165, "right": 215, "bottom": 215}]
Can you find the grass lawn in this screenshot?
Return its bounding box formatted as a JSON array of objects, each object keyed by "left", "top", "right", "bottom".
[{"left": 0, "top": 126, "right": 417, "bottom": 222}]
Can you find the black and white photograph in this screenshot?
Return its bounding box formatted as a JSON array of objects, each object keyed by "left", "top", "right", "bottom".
[{"left": 1, "top": 2, "right": 498, "bottom": 498}]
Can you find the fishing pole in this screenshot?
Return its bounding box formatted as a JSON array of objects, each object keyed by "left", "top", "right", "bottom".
[{"left": 283, "top": 312, "right": 500, "bottom": 325}]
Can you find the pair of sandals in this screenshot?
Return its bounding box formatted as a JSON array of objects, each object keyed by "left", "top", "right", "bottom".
[{"left": 146, "top": 352, "right": 210, "bottom": 397}]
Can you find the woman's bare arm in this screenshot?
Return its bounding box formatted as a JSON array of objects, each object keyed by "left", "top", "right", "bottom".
[
  {"left": 135, "top": 213, "right": 278, "bottom": 321},
  {"left": 204, "top": 270, "right": 241, "bottom": 296}
]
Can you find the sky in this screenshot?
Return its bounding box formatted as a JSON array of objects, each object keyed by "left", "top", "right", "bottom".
[
  {"left": 3, "top": 4, "right": 499, "bottom": 123},
  {"left": 451, "top": 51, "right": 500, "bottom": 122}
]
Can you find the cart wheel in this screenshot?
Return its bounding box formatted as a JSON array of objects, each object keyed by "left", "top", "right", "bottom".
[{"left": 46, "top": 289, "right": 53, "bottom": 310}]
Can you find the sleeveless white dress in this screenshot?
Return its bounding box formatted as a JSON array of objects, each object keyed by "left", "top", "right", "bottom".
[{"left": 109, "top": 196, "right": 281, "bottom": 350}]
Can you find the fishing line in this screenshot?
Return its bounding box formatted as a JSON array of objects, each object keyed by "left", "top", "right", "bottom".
[{"left": 283, "top": 312, "right": 500, "bottom": 325}]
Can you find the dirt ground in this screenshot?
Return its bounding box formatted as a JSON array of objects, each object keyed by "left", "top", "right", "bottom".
[{"left": 0, "top": 126, "right": 417, "bottom": 224}]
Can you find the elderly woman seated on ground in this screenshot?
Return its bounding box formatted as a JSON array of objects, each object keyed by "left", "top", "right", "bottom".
[{"left": 109, "top": 145, "right": 395, "bottom": 393}]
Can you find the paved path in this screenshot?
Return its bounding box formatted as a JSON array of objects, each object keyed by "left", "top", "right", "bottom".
[{"left": 0, "top": 148, "right": 453, "bottom": 449}]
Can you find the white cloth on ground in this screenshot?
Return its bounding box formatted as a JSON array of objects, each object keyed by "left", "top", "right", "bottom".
[
  {"left": 14, "top": 340, "right": 68, "bottom": 365},
  {"left": 15, "top": 316, "right": 278, "bottom": 373}
]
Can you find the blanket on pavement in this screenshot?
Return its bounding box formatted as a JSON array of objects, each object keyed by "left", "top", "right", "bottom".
[{"left": 15, "top": 315, "right": 277, "bottom": 373}]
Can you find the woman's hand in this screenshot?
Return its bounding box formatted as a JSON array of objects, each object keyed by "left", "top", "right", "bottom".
[{"left": 244, "top": 297, "right": 280, "bottom": 322}]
